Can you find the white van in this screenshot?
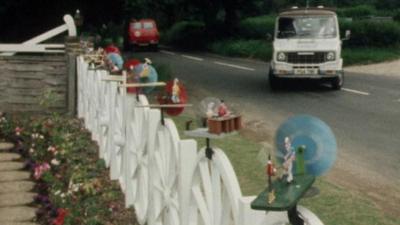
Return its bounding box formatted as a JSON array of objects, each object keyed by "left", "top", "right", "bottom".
[{"left": 269, "top": 7, "right": 350, "bottom": 90}]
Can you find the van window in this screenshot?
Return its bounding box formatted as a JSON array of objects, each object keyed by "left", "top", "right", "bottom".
[
  {"left": 131, "top": 22, "right": 141, "bottom": 29},
  {"left": 143, "top": 22, "right": 154, "bottom": 29},
  {"left": 277, "top": 16, "right": 337, "bottom": 39}
]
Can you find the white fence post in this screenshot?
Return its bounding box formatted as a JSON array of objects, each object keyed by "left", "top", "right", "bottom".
[{"left": 76, "top": 57, "right": 324, "bottom": 225}]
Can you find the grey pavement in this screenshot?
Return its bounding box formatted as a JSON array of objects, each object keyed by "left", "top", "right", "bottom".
[{"left": 0, "top": 142, "right": 38, "bottom": 225}]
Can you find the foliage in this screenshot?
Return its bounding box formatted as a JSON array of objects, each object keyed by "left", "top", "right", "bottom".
[
  {"left": 238, "top": 15, "right": 276, "bottom": 39},
  {"left": 374, "top": 0, "right": 400, "bottom": 10},
  {"left": 394, "top": 10, "right": 400, "bottom": 22},
  {"left": 96, "top": 23, "right": 124, "bottom": 48},
  {"left": 0, "top": 114, "right": 136, "bottom": 225},
  {"left": 208, "top": 39, "right": 273, "bottom": 60},
  {"left": 337, "top": 5, "right": 377, "bottom": 19},
  {"left": 342, "top": 47, "right": 400, "bottom": 65},
  {"left": 208, "top": 38, "right": 400, "bottom": 66},
  {"left": 163, "top": 21, "right": 207, "bottom": 49},
  {"left": 340, "top": 20, "right": 400, "bottom": 47},
  {"left": 39, "top": 89, "right": 63, "bottom": 110}
]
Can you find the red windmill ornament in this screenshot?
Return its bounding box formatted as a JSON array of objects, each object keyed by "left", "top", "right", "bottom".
[
  {"left": 157, "top": 78, "right": 188, "bottom": 116},
  {"left": 124, "top": 59, "right": 141, "bottom": 93},
  {"left": 104, "top": 44, "right": 121, "bottom": 55}
]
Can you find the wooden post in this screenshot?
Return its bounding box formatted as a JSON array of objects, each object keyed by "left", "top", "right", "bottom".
[{"left": 67, "top": 53, "right": 77, "bottom": 115}]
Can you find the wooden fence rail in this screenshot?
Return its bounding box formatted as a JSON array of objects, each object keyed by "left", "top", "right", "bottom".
[{"left": 76, "top": 56, "right": 324, "bottom": 225}]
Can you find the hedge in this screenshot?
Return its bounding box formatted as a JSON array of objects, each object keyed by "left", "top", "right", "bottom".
[
  {"left": 340, "top": 20, "right": 400, "bottom": 47},
  {"left": 337, "top": 5, "right": 377, "bottom": 18},
  {"left": 208, "top": 39, "right": 272, "bottom": 60},
  {"left": 236, "top": 14, "right": 400, "bottom": 47},
  {"left": 163, "top": 21, "right": 207, "bottom": 49},
  {"left": 237, "top": 15, "right": 276, "bottom": 39}
]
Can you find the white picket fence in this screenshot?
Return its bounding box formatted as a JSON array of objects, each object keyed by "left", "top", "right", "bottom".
[{"left": 76, "top": 56, "right": 324, "bottom": 225}]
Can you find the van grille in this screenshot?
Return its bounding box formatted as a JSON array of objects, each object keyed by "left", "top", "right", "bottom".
[{"left": 287, "top": 52, "right": 327, "bottom": 64}]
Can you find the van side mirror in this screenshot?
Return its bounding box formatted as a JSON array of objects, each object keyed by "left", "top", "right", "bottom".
[
  {"left": 266, "top": 33, "right": 272, "bottom": 41},
  {"left": 342, "top": 30, "right": 351, "bottom": 41}
]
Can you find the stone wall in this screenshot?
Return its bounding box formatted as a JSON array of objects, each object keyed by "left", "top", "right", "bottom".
[{"left": 0, "top": 55, "right": 68, "bottom": 112}]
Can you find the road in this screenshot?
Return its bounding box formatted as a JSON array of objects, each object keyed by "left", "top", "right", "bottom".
[{"left": 127, "top": 49, "right": 400, "bottom": 214}]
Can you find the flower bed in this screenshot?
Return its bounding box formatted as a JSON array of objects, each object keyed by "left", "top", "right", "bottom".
[{"left": 0, "top": 112, "right": 137, "bottom": 225}]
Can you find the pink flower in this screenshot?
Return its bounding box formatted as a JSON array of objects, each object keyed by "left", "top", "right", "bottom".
[
  {"left": 34, "top": 163, "right": 51, "bottom": 180},
  {"left": 47, "top": 146, "right": 57, "bottom": 154},
  {"left": 15, "top": 127, "right": 23, "bottom": 136}
]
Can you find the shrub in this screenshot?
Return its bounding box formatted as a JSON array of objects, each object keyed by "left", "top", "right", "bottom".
[
  {"left": 209, "top": 39, "right": 272, "bottom": 61},
  {"left": 337, "top": 5, "right": 376, "bottom": 19},
  {"left": 238, "top": 15, "right": 276, "bottom": 39},
  {"left": 163, "top": 21, "right": 206, "bottom": 50},
  {"left": 394, "top": 10, "right": 400, "bottom": 22},
  {"left": 340, "top": 20, "right": 400, "bottom": 47},
  {"left": 342, "top": 47, "right": 400, "bottom": 65}
]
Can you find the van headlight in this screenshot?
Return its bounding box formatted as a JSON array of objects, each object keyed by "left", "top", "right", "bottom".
[
  {"left": 277, "top": 52, "right": 286, "bottom": 62},
  {"left": 326, "top": 52, "right": 336, "bottom": 61}
]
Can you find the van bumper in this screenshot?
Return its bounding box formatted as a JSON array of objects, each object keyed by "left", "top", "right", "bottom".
[{"left": 271, "top": 61, "right": 342, "bottom": 79}]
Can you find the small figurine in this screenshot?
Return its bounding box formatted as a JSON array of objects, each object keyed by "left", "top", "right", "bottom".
[
  {"left": 106, "top": 53, "right": 124, "bottom": 72},
  {"left": 266, "top": 154, "right": 277, "bottom": 204},
  {"left": 283, "top": 137, "right": 295, "bottom": 183},
  {"left": 171, "top": 78, "right": 180, "bottom": 103},
  {"left": 139, "top": 58, "right": 152, "bottom": 78},
  {"left": 206, "top": 102, "right": 215, "bottom": 118},
  {"left": 217, "top": 100, "right": 230, "bottom": 117}
]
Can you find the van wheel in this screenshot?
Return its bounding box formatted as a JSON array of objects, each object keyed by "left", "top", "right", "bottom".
[
  {"left": 331, "top": 71, "right": 344, "bottom": 90},
  {"left": 269, "top": 69, "right": 281, "bottom": 90}
]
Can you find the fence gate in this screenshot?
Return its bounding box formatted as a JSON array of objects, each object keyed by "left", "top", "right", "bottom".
[{"left": 0, "top": 14, "right": 76, "bottom": 56}]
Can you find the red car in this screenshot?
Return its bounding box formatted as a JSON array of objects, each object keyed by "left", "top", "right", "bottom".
[{"left": 126, "top": 19, "right": 159, "bottom": 51}]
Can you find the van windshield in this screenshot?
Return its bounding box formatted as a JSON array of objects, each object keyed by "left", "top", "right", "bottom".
[{"left": 277, "top": 16, "right": 337, "bottom": 39}]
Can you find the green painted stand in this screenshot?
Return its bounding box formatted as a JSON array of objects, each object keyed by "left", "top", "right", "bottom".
[{"left": 251, "top": 174, "right": 315, "bottom": 225}]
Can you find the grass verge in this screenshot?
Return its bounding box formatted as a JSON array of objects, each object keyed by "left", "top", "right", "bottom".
[
  {"left": 208, "top": 39, "right": 272, "bottom": 60},
  {"left": 173, "top": 113, "right": 400, "bottom": 225},
  {"left": 342, "top": 47, "right": 400, "bottom": 66},
  {"left": 209, "top": 39, "right": 400, "bottom": 66}
]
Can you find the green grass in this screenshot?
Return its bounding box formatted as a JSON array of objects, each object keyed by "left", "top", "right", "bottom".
[
  {"left": 172, "top": 113, "right": 400, "bottom": 225},
  {"left": 208, "top": 39, "right": 272, "bottom": 61},
  {"left": 342, "top": 47, "right": 400, "bottom": 66},
  {"left": 209, "top": 39, "right": 400, "bottom": 66}
]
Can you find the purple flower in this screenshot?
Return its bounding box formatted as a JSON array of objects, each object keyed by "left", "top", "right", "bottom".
[
  {"left": 34, "top": 194, "right": 50, "bottom": 204},
  {"left": 23, "top": 160, "right": 36, "bottom": 170}
]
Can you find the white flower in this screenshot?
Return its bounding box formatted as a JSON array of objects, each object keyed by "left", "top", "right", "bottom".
[
  {"left": 29, "top": 148, "right": 35, "bottom": 153},
  {"left": 39, "top": 135, "right": 44, "bottom": 139},
  {"left": 73, "top": 184, "right": 80, "bottom": 192},
  {"left": 47, "top": 146, "right": 57, "bottom": 154},
  {"left": 60, "top": 193, "right": 66, "bottom": 198},
  {"left": 51, "top": 159, "right": 60, "bottom": 166},
  {"left": 54, "top": 190, "right": 61, "bottom": 196}
]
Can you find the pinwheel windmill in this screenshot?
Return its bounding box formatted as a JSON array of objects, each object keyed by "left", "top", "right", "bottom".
[
  {"left": 275, "top": 114, "right": 337, "bottom": 177},
  {"left": 251, "top": 115, "right": 337, "bottom": 225}
]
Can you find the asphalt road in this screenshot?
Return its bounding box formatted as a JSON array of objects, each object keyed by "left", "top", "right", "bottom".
[{"left": 127, "top": 49, "right": 400, "bottom": 208}]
